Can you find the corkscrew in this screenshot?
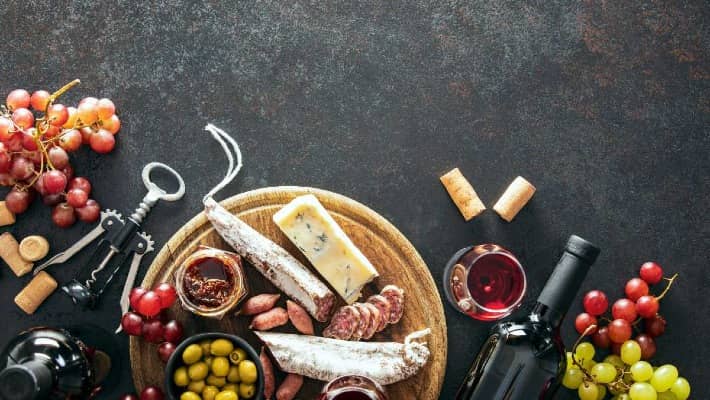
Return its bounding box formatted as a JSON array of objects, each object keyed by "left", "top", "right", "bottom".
[{"left": 33, "top": 163, "right": 185, "bottom": 323}]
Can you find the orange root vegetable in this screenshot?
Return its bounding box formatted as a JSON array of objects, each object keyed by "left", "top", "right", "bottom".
[
  {"left": 250, "top": 307, "right": 289, "bottom": 331},
  {"left": 287, "top": 300, "right": 315, "bottom": 335},
  {"left": 239, "top": 293, "right": 281, "bottom": 316},
  {"left": 275, "top": 373, "right": 303, "bottom": 400},
  {"left": 260, "top": 347, "right": 275, "bottom": 399}
]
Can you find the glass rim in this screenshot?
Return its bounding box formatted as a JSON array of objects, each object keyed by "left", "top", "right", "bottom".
[{"left": 463, "top": 247, "right": 527, "bottom": 315}]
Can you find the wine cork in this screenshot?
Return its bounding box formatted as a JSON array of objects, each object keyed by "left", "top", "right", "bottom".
[
  {"left": 0, "top": 232, "right": 33, "bottom": 277},
  {"left": 15, "top": 271, "right": 57, "bottom": 314},
  {"left": 19, "top": 235, "right": 50, "bottom": 262},
  {"left": 493, "top": 176, "right": 536, "bottom": 222},
  {"left": 0, "top": 201, "right": 15, "bottom": 226},
  {"left": 440, "top": 168, "right": 486, "bottom": 221}
]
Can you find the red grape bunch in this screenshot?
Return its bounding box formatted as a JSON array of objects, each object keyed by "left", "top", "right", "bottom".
[
  {"left": 121, "top": 283, "right": 184, "bottom": 364},
  {"left": 561, "top": 262, "right": 691, "bottom": 400},
  {"left": 574, "top": 262, "right": 677, "bottom": 357},
  {"left": 0, "top": 80, "right": 121, "bottom": 227},
  {"left": 119, "top": 387, "right": 165, "bottom": 400}
]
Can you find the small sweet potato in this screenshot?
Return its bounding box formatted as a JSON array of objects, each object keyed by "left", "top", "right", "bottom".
[
  {"left": 250, "top": 307, "right": 289, "bottom": 331},
  {"left": 276, "top": 373, "right": 303, "bottom": 400},
  {"left": 239, "top": 293, "right": 281, "bottom": 316},
  {"left": 260, "top": 347, "right": 275, "bottom": 400},
  {"left": 286, "top": 300, "right": 314, "bottom": 335}
]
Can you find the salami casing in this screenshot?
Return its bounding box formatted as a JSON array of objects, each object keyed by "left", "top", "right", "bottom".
[{"left": 255, "top": 329, "right": 431, "bottom": 385}]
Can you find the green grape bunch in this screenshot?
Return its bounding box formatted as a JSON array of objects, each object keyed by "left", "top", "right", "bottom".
[{"left": 562, "top": 262, "right": 691, "bottom": 400}]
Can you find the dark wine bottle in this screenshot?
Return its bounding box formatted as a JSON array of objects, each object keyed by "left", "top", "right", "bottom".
[
  {"left": 0, "top": 326, "right": 116, "bottom": 400},
  {"left": 455, "top": 235, "right": 600, "bottom": 400}
]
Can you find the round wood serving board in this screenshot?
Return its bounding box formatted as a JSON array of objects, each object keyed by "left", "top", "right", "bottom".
[{"left": 130, "top": 186, "right": 447, "bottom": 400}]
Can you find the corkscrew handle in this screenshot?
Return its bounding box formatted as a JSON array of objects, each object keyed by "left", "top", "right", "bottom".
[{"left": 130, "top": 162, "right": 186, "bottom": 223}]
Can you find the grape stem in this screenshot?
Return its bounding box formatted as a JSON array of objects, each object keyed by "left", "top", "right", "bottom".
[
  {"left": 36, "top": 80, "right": 81, "bottom": 170},
  {"left": 570, "top": 324, "right": 597, "bottom": 382},
  {"left": 656, "top": 273, "right": 679, "bottom": 300},
  {"left": 46, "top": 79, "right": 80, "bottom": 110}
]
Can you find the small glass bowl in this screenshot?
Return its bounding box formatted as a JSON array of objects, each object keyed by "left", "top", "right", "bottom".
[
  {"left": 175, "top": 246, "right": 248, "bottom": 319},
  {"left": 318, "top": 375, "right": 388, "bottom": 400}
]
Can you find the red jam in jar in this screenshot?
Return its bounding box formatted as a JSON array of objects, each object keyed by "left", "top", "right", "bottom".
[
  {"left": 176, "top": 246, "right": 248, "bottom": 319},
  {"left": 183, "top": 257, "right": 236, "bottom": 308}
]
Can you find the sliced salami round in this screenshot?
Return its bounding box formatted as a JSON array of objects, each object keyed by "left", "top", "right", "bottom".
[
  {"left": 361, "top": 302, "right": 381, "bottom": 340},
  {"left": 351, "top": 303, "right": 371, "bottom": 341},
  {"left": 323, "top": 305, "right": 361, "bottom": 340},
  {"left": 367, "top": 295, "right": 392, "bottom": 332},
  {"left": 381, "top": 285, "right": 405, "bottom": 324}
]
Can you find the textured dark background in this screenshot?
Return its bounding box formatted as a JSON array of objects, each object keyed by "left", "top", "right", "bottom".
[{"left": 0, "top": 1, "right": 708, "bottom": 399}]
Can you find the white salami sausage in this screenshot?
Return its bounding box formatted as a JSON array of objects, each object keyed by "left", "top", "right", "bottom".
[
  {"left": 204, "top": 198, "right": 336, "bottom": 321},
  {"left": 255, "top": 329, "right": 431, "bottom": 385}
]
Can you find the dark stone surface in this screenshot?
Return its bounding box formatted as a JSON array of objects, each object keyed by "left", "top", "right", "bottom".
[{"left": 0, "top": 1, "right": 707, "bottom": 399}]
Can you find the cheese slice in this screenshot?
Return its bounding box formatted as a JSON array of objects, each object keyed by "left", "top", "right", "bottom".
[{"left": 273, "top": 194, "right": 379, "bottom": 304}]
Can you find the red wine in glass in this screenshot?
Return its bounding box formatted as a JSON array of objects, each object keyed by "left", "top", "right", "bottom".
[
  {"left": 443, "top": 244, "right": 526, "bottom": 321},
  {"left": 318, "top": 375, "right": 388, "bottom": 400}
]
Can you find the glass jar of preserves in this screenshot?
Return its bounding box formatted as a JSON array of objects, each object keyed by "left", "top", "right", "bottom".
[{"left": 175, "top": 246, "right": 248, "bottom": 319}]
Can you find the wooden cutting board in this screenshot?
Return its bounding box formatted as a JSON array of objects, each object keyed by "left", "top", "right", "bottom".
[{"left": 129, "top": 186, "right": 447, "bottom": 400}]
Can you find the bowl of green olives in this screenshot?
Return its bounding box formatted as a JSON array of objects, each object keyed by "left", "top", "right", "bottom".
[{"left": 165, "top": 332, "right": 264, "bottom": 400}]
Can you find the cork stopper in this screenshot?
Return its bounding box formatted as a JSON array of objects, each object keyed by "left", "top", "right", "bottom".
[
  {"left": 493, "top": 176, "right": 536, "bottom": 222},
  {"left": 0, "top": 232, "right": 33, "bottom": 277},
  {"left": 15, "top": 271, "right": 57, "bottom": 314},
  {"left": 0, "top": 201, "right": 15, "bottom": 227},
  {"left": 440, "top": 168, "right": 486, "bottom": 221},
  {"left": 19, "top": 235, "right": 50, "bottom": 262}
]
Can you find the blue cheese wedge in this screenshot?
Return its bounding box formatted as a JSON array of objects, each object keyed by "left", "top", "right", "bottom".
[{"left": 273, "top": 194, "right": 379, "bottom": 304}]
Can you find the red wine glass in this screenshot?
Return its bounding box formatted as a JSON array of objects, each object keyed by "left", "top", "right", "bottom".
[
  {"left": 443, "top": 244, "right": 527, "bottom": 321},
  {"left": 318, "top": 375, "right": 388, "bottom": 400}
]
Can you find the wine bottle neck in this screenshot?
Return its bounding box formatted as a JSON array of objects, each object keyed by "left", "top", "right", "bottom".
[
  {"left": 530, "top": 302, "right": 564, "bottom": 328},
  {"left": 535, "top": 235, "right": 600, "bottom": 326},
  {"left": 0, "top": 358, "right": 53, "bottom": 400}
]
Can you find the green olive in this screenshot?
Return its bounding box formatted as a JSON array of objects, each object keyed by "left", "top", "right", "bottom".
[
  {"left": 173, "top": 366, "right": 189, "bottom": 387},
  {"left": 211, "top": 356, "right": 230, "bottom": 377},
  {"left": 202, "top": 386, "right": 219, "bottom": 400},
  {"left": 228, "top": 349, "right": 247, "bottom": 365},
  {"left": 238, "top": 383, "right": 255, "bottom": 399},
  {"left": 188, "top": 362, "right": 209, "bottom": 381},
  {"left": 210, "top": 339, "right": 234, "bottom": 356},
  {"left": 206, "top": 374, "right": 226, "bottom": 387},
  {"left": 180, "top": 391, "right": 201, "bottom": 400},
  {"left": 226, "top": 366, "right": 240, "bottom": 383},
  {"left": 200, "top": 340, "right": 212, "bottom": 356},
  {"left": 204, "top": 356, "right": 213, "bottom": 368},
  {"left": 182, "top": 344, "right": 204, "bottom": 365},
  {"left": 188, "top": 380, "right": 206, "bottom": 393},
  {"left": 215, "top": 390, "right": 238, "bottom": 400},
  {"left": 222, "top": 384, "right": 238, "bottom": 393},
  {"left": 237, "top": 360, "right": 257, "bottom": 384}
]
